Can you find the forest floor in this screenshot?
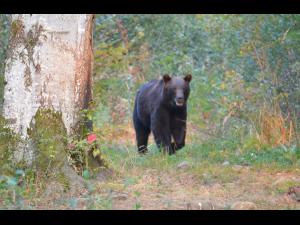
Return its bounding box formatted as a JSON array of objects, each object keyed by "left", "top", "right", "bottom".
[
  {"left": 95, "top": 166, "right": 300, "bottom": 210},
  {"left": 15, "top": 160, "right": 300, "bottom": 210},
  {"left": 19, "top": 123, "right": 300, "bottom": 210}
]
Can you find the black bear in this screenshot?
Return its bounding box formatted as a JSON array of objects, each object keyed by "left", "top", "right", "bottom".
[{"left": 133, "top": 74, "right": 192, "bottom": 155}]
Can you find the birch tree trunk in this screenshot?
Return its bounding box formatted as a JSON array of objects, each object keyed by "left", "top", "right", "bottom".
[{"left": 3, "top": 14, "right": 94, "bottom": 168}]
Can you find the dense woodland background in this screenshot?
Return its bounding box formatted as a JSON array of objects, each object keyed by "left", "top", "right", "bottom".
[
  {"left": 91, "top": 14, "right": 300, "bottom": 156},
  {"left": 1, "top": 14, "right": 300, "bottom": 209}
]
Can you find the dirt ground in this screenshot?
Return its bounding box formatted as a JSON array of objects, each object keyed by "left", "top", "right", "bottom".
[
  {"left": 103, "top": 168, "right": 300, "bottom": 210},
  {"left": 35, "top": 164, "right": 300, "bottom": 210}
]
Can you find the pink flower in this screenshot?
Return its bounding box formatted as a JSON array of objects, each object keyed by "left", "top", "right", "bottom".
[{"left": 87, "top": 133, "right": 97, "bottom": 144}]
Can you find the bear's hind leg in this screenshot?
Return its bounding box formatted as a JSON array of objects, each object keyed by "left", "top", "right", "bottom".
[
  {"left": 137, "top": 128, "right": 150, "bottom": 154},
  {"left": 134, "top": 120, "right": 150, "bottom": 154}
]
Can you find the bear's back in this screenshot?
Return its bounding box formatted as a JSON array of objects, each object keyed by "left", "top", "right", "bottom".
[
  {"left": 135, "top": 79, "right": 163, "bottom": 122},
  {"left": 138, "top": 79, "right": 162, "bottom": 99}
]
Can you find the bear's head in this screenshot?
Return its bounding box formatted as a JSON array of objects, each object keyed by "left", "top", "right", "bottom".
[{"left": 162, "top": 74, "right": 192, "bottom": 107}]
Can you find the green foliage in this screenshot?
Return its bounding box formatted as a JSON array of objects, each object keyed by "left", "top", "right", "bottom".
[
  {"left": 67, "top": 137, "right": 105, "bottom": 174},
  {"left": 0, "top": 169, "right": 27, "bottom": 209},
  {"left": 67, "top": 123, "right": 109, "bottom": 175},
  {"left": 92, "top": 77, "right": 134, "bottom": 128},
  {"left": 93, "top": 14, "right": 300, "bottom": 155}
]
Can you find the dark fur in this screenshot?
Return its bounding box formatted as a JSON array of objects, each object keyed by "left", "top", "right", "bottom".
[{"left": 133, "top": 74, "right": 192, "bottom": 155}]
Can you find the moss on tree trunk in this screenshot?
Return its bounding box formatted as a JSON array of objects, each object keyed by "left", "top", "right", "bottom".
[
  {"left": 27, "top": 108, "right": 67, "bottom": 173},
  {"left": 0, "top": 116, "right": 22, "bottom": 175},
  {"left": 25, "top": 108, "right": 107, "bottom": 191},
  {"left": 25, "top": 108, "right": 71, "bottom": 190}
]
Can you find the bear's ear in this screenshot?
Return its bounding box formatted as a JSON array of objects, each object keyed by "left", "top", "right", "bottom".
[
  {"left": 184, "top": 74, "right": 192, "bottom": 83},
  {"left": 163, "top": 74, "right": 171, "bottom": 83}
]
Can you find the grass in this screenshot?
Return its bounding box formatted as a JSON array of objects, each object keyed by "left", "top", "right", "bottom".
[{"left": 99, "top": 139, "right": 300, "bottom": 175}]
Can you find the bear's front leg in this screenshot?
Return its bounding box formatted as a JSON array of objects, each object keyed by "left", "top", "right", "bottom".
[
  {"left": 171, "top": 114, "right": 187, "bottom": 153},
  {"left": 153, "top": 130, "right": 173, "bottom": 154},
  {"left": 151, "top": 113, "right": 174, "bottom": 155}
]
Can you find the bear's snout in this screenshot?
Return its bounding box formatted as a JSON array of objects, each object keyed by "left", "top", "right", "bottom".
[
  {"left": 174, "top": 88, "right": 185, "bottom": 106},
  {"left": 175, "top": 97, "right": 184, "bottom": 106}
]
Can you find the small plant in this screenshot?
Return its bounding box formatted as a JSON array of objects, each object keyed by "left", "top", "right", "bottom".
[
  {"left": 133, "top": 191, "right": 142, "bottom": 210},
  {"left": 67, "top": 133, "right": 108, "bottom": 175},
  {"left": 0, "top": 169, "right": 25, "bottom": 209},
  {"left": 134, "top": 202, "right": 142, "bottom": 210}
]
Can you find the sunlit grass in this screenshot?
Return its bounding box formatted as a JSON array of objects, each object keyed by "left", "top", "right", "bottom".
[{"left": 99, "top": 137, "right": 300, "bottom": 177}]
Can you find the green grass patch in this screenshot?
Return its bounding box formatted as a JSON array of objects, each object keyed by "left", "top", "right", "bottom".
[{"left": 98, "top": 138, "right": 300, "bottom": 176}]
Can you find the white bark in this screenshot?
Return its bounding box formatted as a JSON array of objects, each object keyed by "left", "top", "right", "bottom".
[{"left": 3, "top": 14, "right": 94, "bottom": 138}]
